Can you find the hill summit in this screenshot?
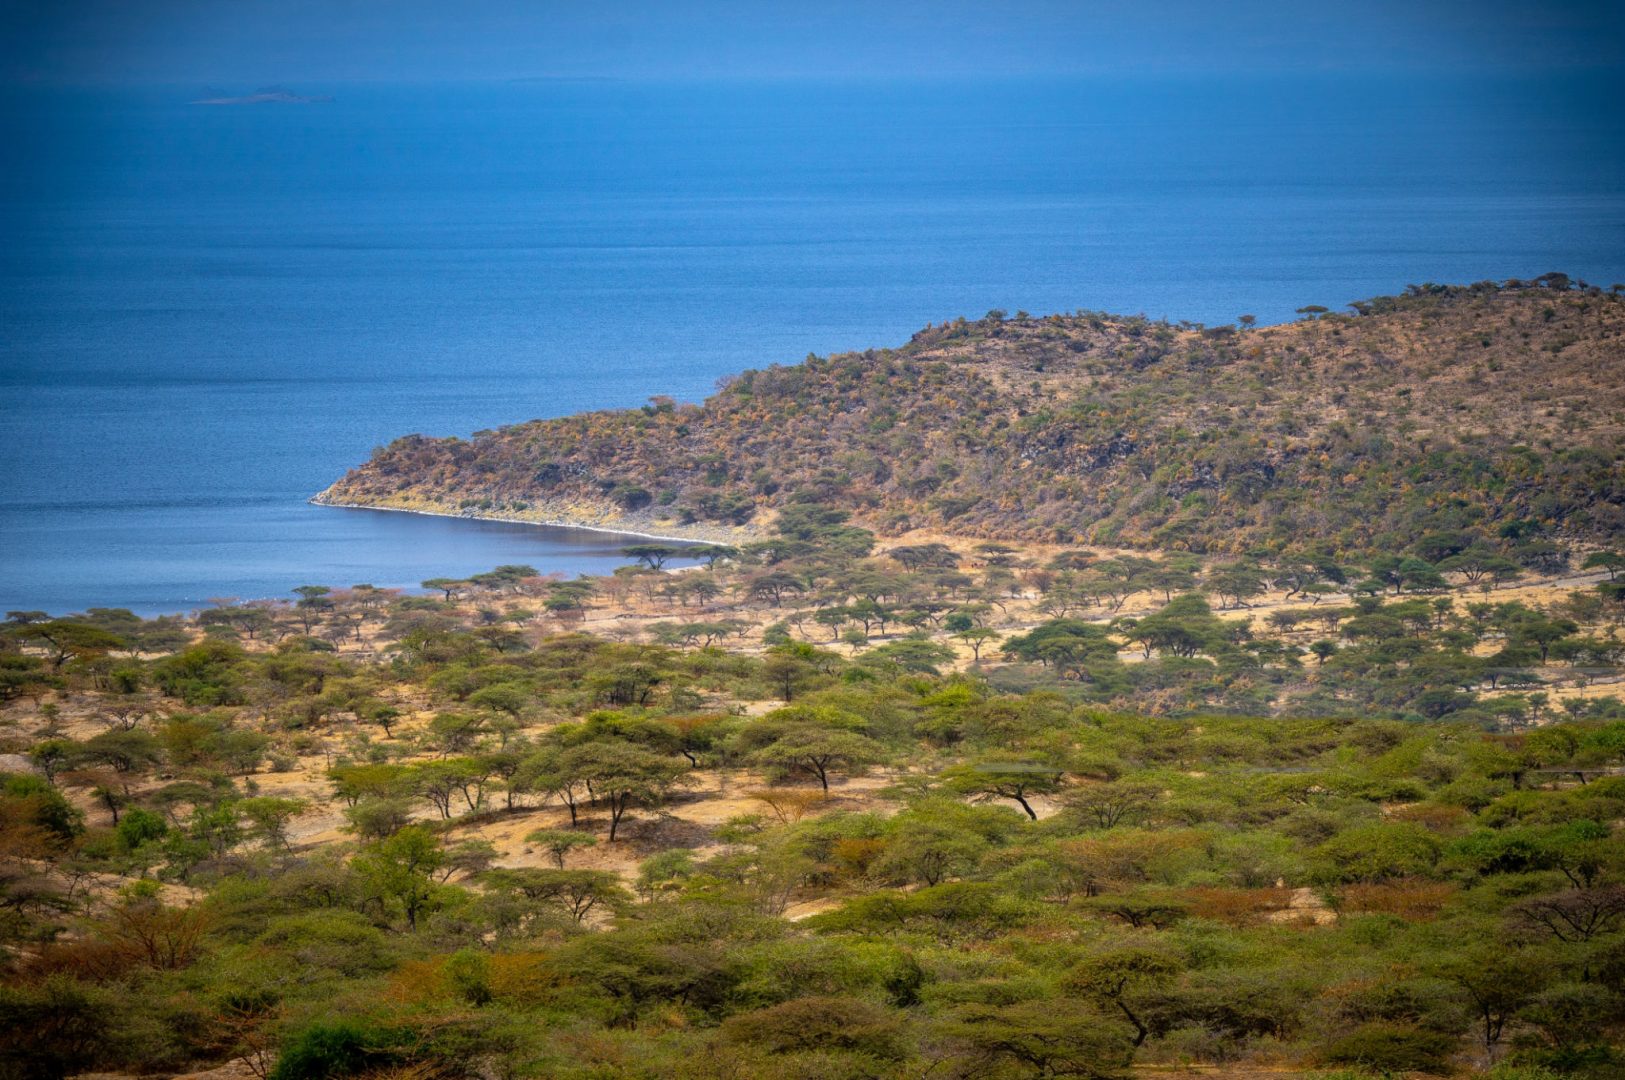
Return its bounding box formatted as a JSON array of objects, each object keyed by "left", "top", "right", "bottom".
[{"left": 318, "top": 277, "right": 1625, "bottom": 554}]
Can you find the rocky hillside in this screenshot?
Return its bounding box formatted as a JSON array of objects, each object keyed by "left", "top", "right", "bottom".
[{"left": 318, "top": 277, "right": 1625, "bottom": 554}]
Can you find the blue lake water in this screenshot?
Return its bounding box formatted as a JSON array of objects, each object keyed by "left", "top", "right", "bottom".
[{"left": 3, "top": 75, "right": 1623, "bottom": 614}]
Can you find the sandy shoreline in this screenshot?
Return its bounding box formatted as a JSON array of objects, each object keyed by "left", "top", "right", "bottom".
[{"left": 309, "top": 494, "right": 749, "bottom": 546}]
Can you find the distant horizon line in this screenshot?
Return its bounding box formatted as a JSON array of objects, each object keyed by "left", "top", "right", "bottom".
[{"left": 7, "top": 66, "right": 1625, "bottom": 92}]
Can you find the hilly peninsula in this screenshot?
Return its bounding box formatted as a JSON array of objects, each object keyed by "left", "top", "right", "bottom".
[{"left": 317, "top": 277, "right": 1625, "bottom": 555}]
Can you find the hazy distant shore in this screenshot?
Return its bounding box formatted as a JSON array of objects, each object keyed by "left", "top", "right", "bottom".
[{"left": 189, "top": 87, "right": 333, "bottom": 105}]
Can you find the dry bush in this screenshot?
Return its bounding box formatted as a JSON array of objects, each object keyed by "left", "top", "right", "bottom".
[
  {"left": 384, "top": 958, "right": 451, "bottom": 1006},
  {"left": 1334, "top": 879, "right": 1457, "bottom": 921},
  {"left": 1508, "top": 885, "right": 1625, "bottom": 943},
  {"left": 22, "top": 896, "right": 212, "bottom": 980},
  {"left": 0, "top": 810, "right": 61, "bottom": 862},
  {"left": 22, "top": 936, "right": 144, "bottom": 981},
  {"left": 486, "top": 951, "right": 561, "bottom": 1004},
  {"left": 829, "top": 838, "right": 886, "bottom": 878},
  {"left": 1183, "top": 886, "right": 1295, "bottom": 926},
  {"left": 1386, "top": 802, "right": 1470, "bottom": 833},
  {"left": 1055, "top": 829, "right": 1206, "bottom": 896},
  {"left": 747, "top": 787, "right": 828, "bottom": 825},
  {"left": 386, "top": 951, "right": 562, "bottom": 1008},
  {"left": 95, "top": 897, "right": 213, "bottom": 970},
  {"left": 357, "top": 1064, "right": 451, "bottom": 1080}
]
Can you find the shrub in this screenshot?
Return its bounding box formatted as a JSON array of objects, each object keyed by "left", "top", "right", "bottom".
[
  {"left": 116, "top": 807, "right": 168, "bottom": 852},
  {"left": 1485, "top": 1066, "right": 1565, "bottom": 1080},
  {"left": 269, "top": 1018, "right": 392, "bottom": 1080},
  {"left": 720, "top": 996, "right": 908, "bottom": 1060},
  {"left": 611, "top": 484, "right": 653, "bottom": 511},
  {"left": 0, "top": 976, "right": 119, "bottom": 1080},
  {"left": 1321, "top": 1022, "right": 1455, "bottom": 1074},
  {"left": 1313, "top": 823, "right": 1442, "bottom": 884}
]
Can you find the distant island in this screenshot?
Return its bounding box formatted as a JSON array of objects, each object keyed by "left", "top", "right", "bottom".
[
  {"left": 189, "top": 85, "right": 333, "bottom": 105},
  {"left": 506, "top": 74, "right": 625, "bottom": 83},
  {"left": 318, "top": 275, "right": 1625, "bottom": 558}
]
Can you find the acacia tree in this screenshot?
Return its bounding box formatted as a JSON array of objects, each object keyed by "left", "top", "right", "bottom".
[
  {"left": 560, "top": 742, "right": 690, "bottom": 840},
  {"left": 889, "top": 543, "right": 958, "bottom": 570},
  {"left": 512, "top": 748, "right": 586, "bottom": 824},
  {"left": 1066, "top": 944, "right": 1183, "bottom": 1048},
  {"left": 1064, "top": 781, "right": 1161, "bottom": 830},
  {"left": 467, "top": 684, "right": 531, "bottom": 725},
  {"left": 747, "top": 571, "right": 807, "bottom": 607},
  {"left": 761, "top": 641, "right": 835, "bottom": 701},
  {"left": 745, "top": 711, "right": 885, "bottom": 792},
  {"left": 747, "top": 787, "right": 829, "bottom": 825},
  {"left": 939, "top": 999, "right": 1130, "bottom": 1079},
  {"left": 435, "top": 839, "right": 498, "bottom": 883},
  {"left": 525, "top": 828, "right": 599, "bottom": 868},
  {"left": 1116, "top": 594, "right": 1224, "bottom": 658},
  {"left": 1581, "top": 550, "right": 1625, "bottom": 580},
  {"left": 1001, "top": 620, "right": 1118, "bottom": 679},
  {"left": 410, "top": 759, "right": 491, "bottom": 818},
  {"left": 1440, "top": 547, "right": 1522, "bottom": 585},
  {"left": 666, "top": 713, "right": 732, "bottom": 767},
  {"left": 1431, "top": 947, "right": 1550, "bottom": 1065},
  {"left": 19, "top": 620, "right": 125, "bottom": 671},
  {"left": 874, "top": 817, "right": 989, "bottom": 886},
  {"left": 353, "top": 824, "right": 447, "bottom": 931},
  {"left": 483, "top": 867, "right": 629, "bottom": 924},
  {"left": 1207, "top": 564, "right": 1267, "bottom": 609},
  {"left": 237, "top": 797, "right": 305, "bottom": 851},
  {"left": 622, "top": 544, "right": 684, "bottom": 570},
  {"left": 95, "top": 888, "right": 212, "bottom": 970},
  {"left": 27, "top": 739, "right": 77, "bottom": 784},
  {"left": 1268, "top": 557, "right": 1335, "bottom": 600},
  {"left": 955, "top": 626, "right": 1001, "bottom": 661},
  {"left": 1508, "top": 886, "right": 1625, "bottom": 943},
  {"left": 421, "top": 578, "right": 467, "bottom": 601},
  {"left": 944, "top": 760, "right": 1064, "bottom": 820},
  {"left": 355, "top": 702, "right": 401, "bottom": 739},
  {"left": 80, "top": 729, "right": 161, "bottom": 777},
  {"left": 292, "top": 586, "right": 333, "bottom": 633},
  {"left": 327, "top": 763, "right": 408, "bottom": 808},
  {"left": 1505, "top": 611, "right": 1579, "bottom": 662},
  {"left": 689, "top": 544, "right": 739, "bottom": 568}
]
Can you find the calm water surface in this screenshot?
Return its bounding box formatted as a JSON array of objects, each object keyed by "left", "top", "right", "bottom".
[{"left": 2, "top": 76, "right": 1622, "bottom": 613}]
